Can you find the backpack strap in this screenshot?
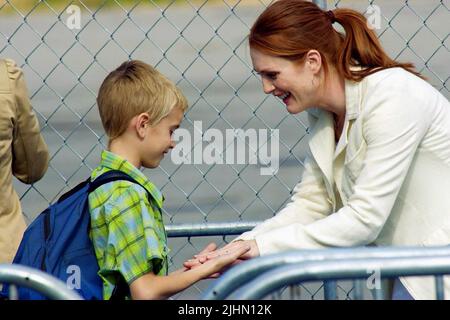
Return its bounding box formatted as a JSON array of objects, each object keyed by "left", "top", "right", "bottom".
[
  {"left": 88, "top": 170, "right": 148, "bottom": 196},
  {"left": 88, "top": 169, "right": 151, "bottom": 300},
  {"left": 58, "top": 171, "right": 148, "bottom": 203}
]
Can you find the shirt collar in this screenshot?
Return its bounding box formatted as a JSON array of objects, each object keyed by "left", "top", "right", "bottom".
[
  {"left": 344, "top": 65, "right": 366, "bottom": 120},
  {"left": 344, "top": 79, "right": 362, "bottom": 121},
  {"left": 98, "top": 150, "right": 164, "bottom": 209}
]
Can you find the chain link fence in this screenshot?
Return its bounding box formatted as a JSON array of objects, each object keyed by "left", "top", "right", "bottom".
[{"left": 1, "top": 0, "right": 448, "bottom": 299}]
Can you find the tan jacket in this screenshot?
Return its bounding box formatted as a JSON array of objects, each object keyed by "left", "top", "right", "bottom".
[
  {"left": 0, "top": 59, "right": 49, "bottom": 264},
  {"left": 238, "top": 67, "right": 450, "bottom": 299}
]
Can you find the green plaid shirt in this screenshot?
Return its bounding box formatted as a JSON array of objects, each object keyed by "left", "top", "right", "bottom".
[{"left": 88, "top": 150, "right": 168, "bottom": 300}]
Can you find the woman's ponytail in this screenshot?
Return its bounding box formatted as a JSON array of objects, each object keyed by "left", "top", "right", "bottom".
[{"left": 332, "top": 8, "right": 424, "bottom": 81}]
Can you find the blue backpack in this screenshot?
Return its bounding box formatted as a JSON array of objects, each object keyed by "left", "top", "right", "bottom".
[{"left": 1, "top": 170, "right": 146, "bottom": 300}]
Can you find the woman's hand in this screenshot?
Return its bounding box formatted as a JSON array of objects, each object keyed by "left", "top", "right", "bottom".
[
  {"left": 177, "top": 242, "right": 218, "bottom": 273},
  {"left": 194, "top": 244, "right": 251, "bottom": 278},
  {"left": 183, "top": 240, "right": 260, "bottom": 270}
]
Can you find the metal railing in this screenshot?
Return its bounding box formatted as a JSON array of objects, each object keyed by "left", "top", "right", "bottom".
[
  {"left": 202, "top": 246, "right": 450, "bottom": 300},
  {"left": 231, "top": 255, "right": 450, "bottom": 300},
  {"left": 3, "top": 247, "right": 450, "bottom": 300},
  {"left": 166, "top": 221, "right": 258, "bottom": 237},
  {"left": 0, "top": 264, "right": 83, "bottom": 300}
]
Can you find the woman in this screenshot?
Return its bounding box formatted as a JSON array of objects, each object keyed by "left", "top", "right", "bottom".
[{"left": 187, "top": 0, "right": 450, "bottom": 300}]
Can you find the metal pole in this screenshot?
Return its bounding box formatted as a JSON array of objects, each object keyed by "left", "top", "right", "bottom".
[
  {"left": 323, "top": 280, "right": 337, "bottom": 300},
  {"left": 202, "top": 246, "right": 450, "bottom": 300},
  {"left": 435, "top": 276, "right": 445, "bottom": 300},
  {"left": 0, "top": 264, "right": 82, "bottom": 300},
  {"left": 233, "top": 256, "right": 450, "bottom": 300},
  {"left": 166, "top": 221, "right": 259, "bottom": 237},
  {"left": 353, "top": 280, "right": 365, "bottom": 300}
]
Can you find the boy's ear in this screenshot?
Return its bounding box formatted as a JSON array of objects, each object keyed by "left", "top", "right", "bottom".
[{"left": 135, "top": 112, "right": 150, "bottom": 139}]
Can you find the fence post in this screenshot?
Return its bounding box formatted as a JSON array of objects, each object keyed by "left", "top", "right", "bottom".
[{"left": 323, "top": 280, "right": 337, "bottom": 300}]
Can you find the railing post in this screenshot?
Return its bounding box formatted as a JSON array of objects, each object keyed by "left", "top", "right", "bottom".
[
  {"left": 435, "top": 276, "right": 445, "bottom": 300},
  {"left": 323, "top": 280, "right": 337, "bottom": 300},
  {"left": 352, "top": 280, "right": 365, "bottom": 300}
]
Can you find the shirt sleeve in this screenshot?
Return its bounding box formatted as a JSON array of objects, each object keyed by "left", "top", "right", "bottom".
[
  {"left": 254, "top": 73, "right": 429, "bottom": 255},
  {"left": 6, "top": 59, "right": 49, "bottom": 184},
  {"left": 100, "top": 185, "right": 168, "bottom": 284}
]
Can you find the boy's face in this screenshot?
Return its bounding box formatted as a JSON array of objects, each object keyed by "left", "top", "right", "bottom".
[{"left": 141, "top": 107, "right": 183, "bottom": 168}]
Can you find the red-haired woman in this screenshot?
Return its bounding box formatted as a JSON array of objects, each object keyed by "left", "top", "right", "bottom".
[{"left": 187, "top": 0, "right": 450, "bottom": 300}]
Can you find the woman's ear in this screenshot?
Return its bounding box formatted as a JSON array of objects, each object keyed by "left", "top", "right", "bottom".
[
  {"left": 135, "top": 112, "right": 150, "bottom": 139},
  {"left": 305, "top": 49, "right": 322, "bottom": 76}
]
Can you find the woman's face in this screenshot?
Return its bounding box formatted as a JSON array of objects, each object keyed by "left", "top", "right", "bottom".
[{"left": 250, "top": 48, "right": 321, "bottom": 114}]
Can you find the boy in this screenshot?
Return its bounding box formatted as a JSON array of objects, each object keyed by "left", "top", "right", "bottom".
[{"left": 90, "top": 60, "right": 249, "bottom": 300}]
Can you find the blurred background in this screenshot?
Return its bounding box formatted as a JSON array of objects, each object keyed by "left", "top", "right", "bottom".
[{"left": 1, "top": 0, "right": 448, "bottom": 299}]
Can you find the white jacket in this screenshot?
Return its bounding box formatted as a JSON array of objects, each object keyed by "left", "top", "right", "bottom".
[{"left": 237, "top": 67, "right": 450, "bottom": 300}]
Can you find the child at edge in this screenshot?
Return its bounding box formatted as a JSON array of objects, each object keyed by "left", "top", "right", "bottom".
[{"left": 89, "top": 60, "right": 249, "bottom": 300}]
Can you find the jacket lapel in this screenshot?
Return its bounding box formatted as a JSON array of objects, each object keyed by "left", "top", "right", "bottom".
[
  {"left": 308, "top": 110, "right": 335, "bottom": 193},
  {"left": 334, "top": 79, "right": 362, "bottom": 159},
  {"left": 307, "top": 78, "right": 362, "bottom": 200}
]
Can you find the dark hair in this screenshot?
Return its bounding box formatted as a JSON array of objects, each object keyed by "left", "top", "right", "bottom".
[{"left": 249, "top": 0, "right": 424, "bottom": 82}]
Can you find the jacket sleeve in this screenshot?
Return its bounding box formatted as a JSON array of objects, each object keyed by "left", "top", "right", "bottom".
[
  {"left": 7, "top": 59, "right": 49, "bottom": 184},
  {"left": 235, "top": 154, "right": 333, "bottom": 241},
  {"left": 253, "top": 73, "right": 429, "bottom": 255},
  {"left": 235, "top": 120, "right": 333, "bottom": 241}
]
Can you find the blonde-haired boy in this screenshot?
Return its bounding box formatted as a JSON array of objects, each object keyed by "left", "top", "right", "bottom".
[{"left": 89, "top": 60, "right": 249, "bottom": 300}]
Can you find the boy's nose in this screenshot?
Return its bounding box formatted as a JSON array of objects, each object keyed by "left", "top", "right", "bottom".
[{"left": 169, "top": 141, "right": 176, "bottom": 149}]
